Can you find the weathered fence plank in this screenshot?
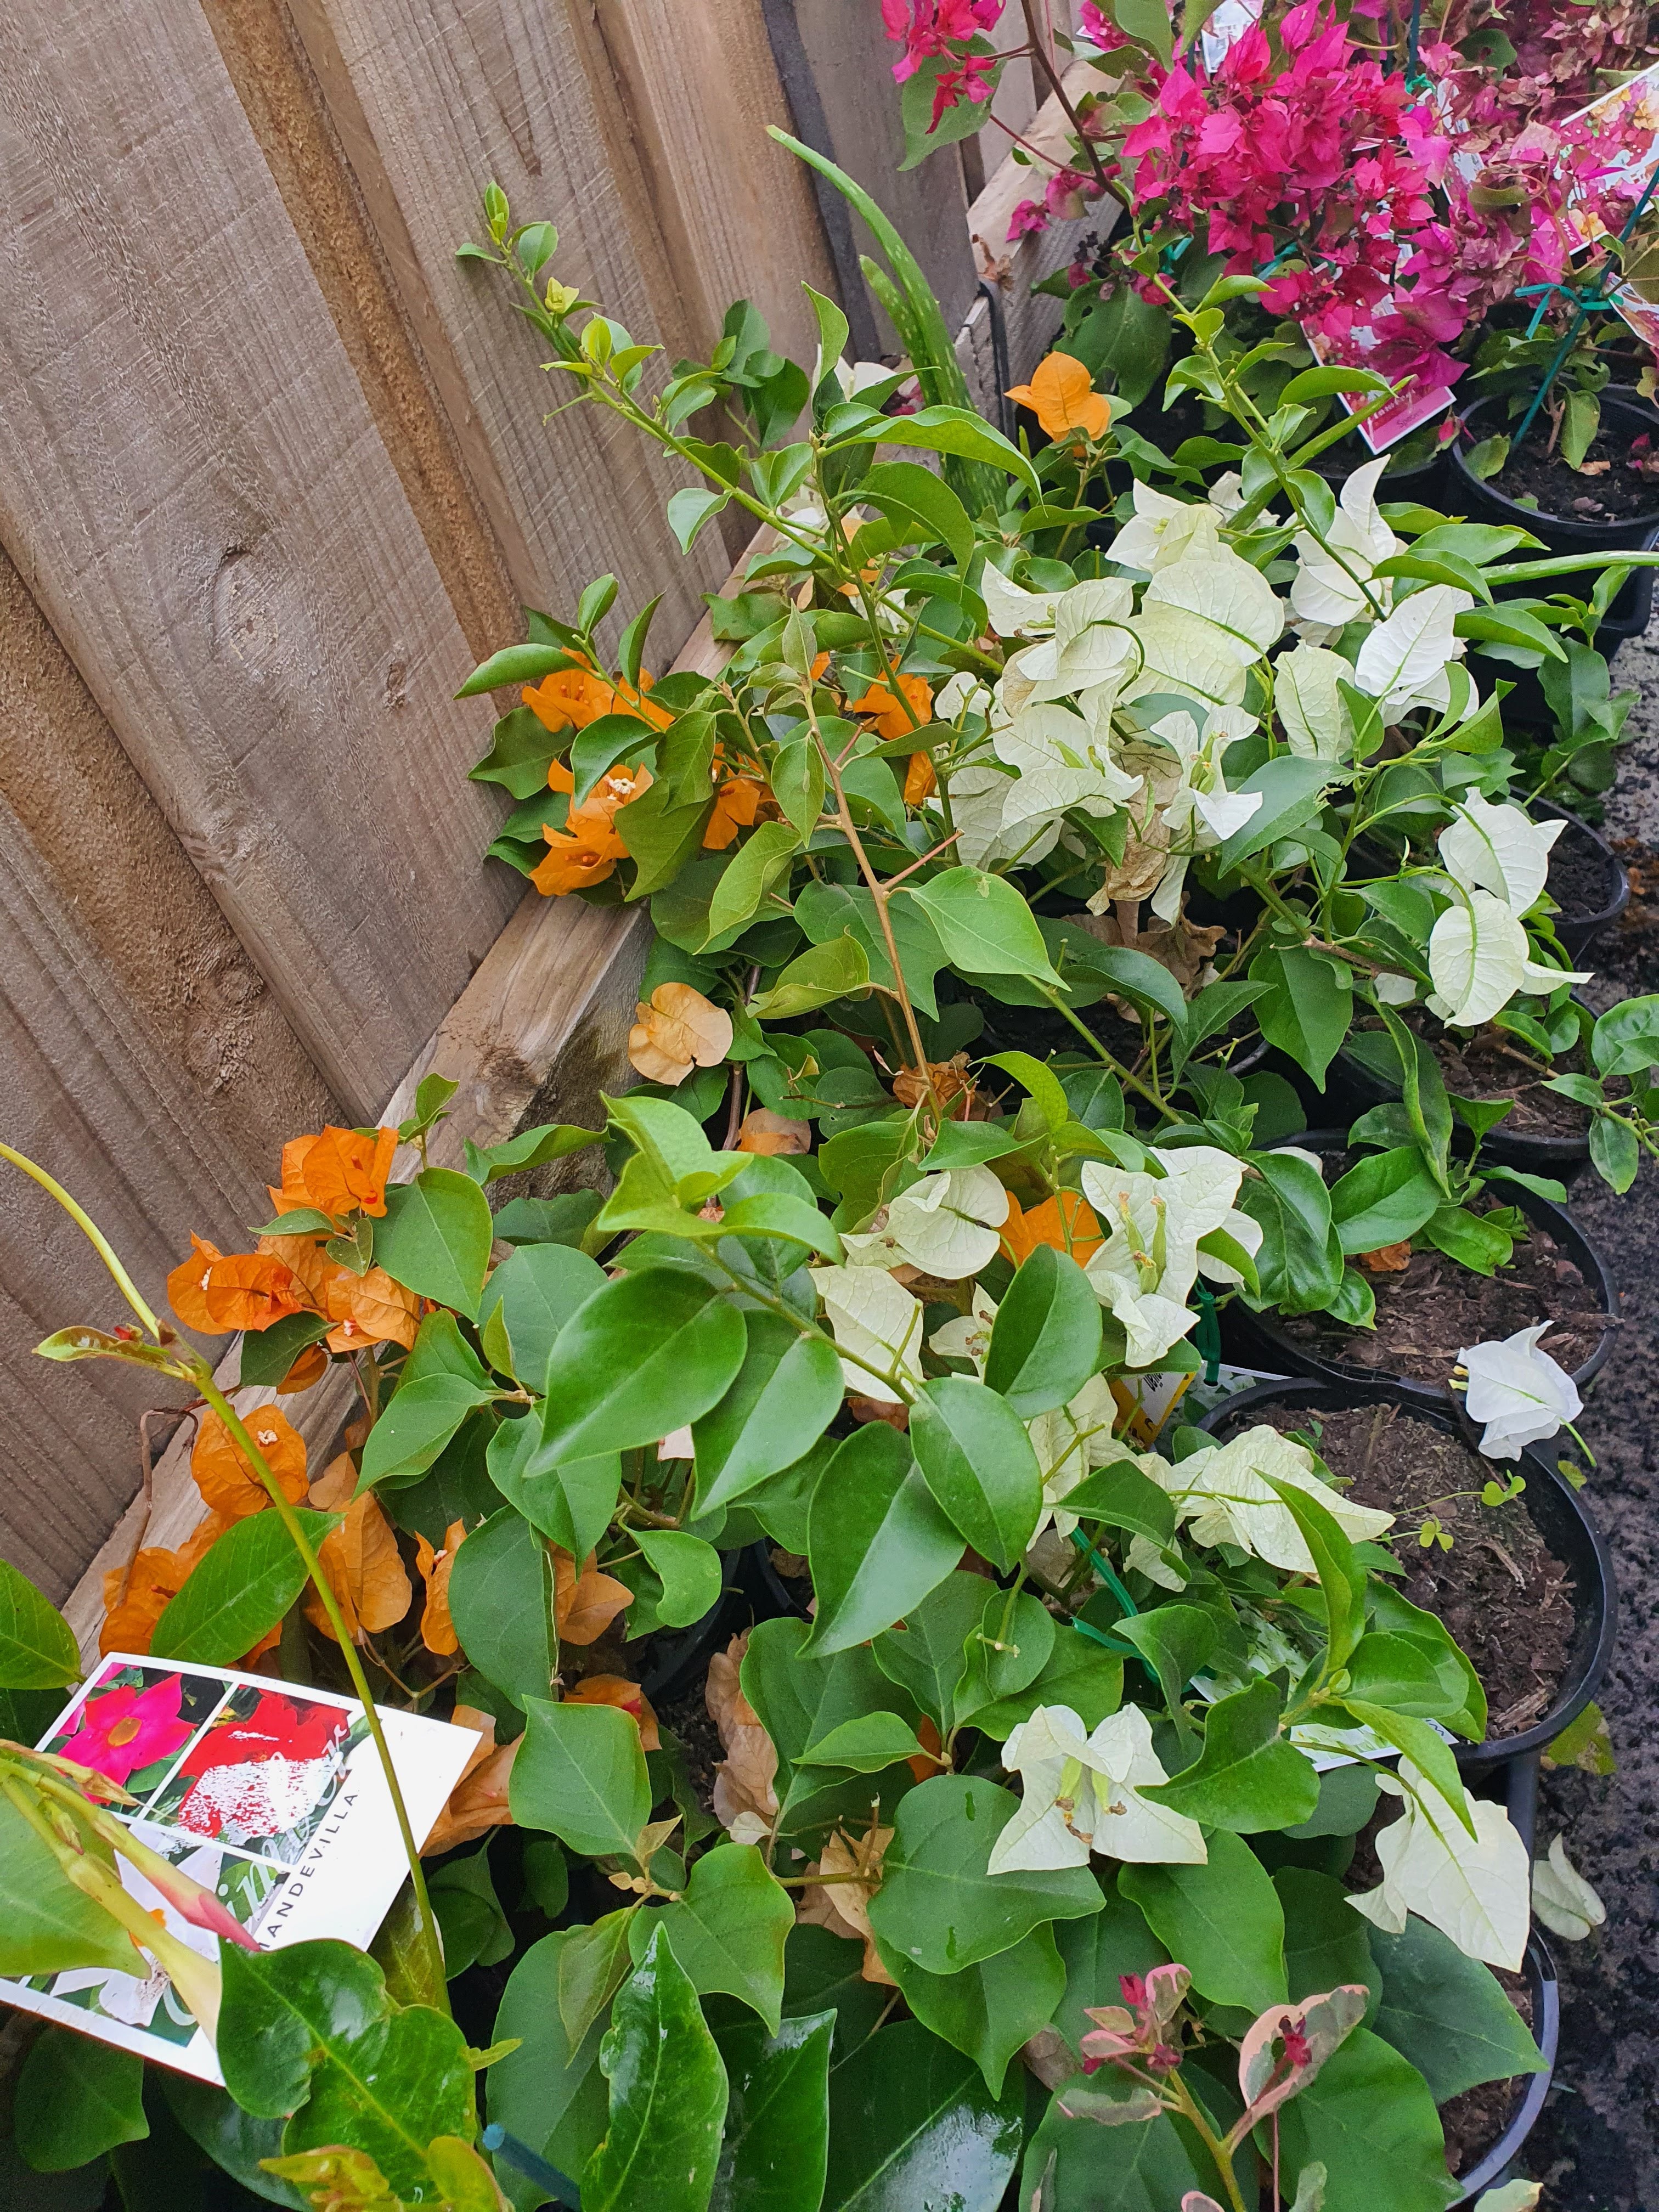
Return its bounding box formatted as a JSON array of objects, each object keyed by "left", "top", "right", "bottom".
[{"left": 0, "top": 0, "right": 521, "bottom": 1119}]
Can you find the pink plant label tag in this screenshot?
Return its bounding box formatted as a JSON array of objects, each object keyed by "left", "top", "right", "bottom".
[
  {"left": 1302, "top": 327, "right": 1457, "bottom": 455},
  {"left": 0, "top": 1655, "right": 479, "bottom": 2082}
]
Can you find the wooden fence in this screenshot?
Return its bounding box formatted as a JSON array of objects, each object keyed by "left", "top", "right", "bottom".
[{"left": 0, "top": 0, "right": 1093, "bottom": 1618}]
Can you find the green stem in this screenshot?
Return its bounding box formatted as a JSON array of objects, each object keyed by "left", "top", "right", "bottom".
[
  {"left": 1037, "top": 989, "right": 1178, "bottom": 1120},
  {"left": 0, "top": 1143, "right": 161, "bottom": 1337}
]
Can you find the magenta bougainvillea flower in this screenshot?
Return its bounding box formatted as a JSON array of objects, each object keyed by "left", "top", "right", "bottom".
[
  {"left": 59, "top": 1674, "right": 194, "bottom": 1787},
  {"left": 880, "top": 0, "right": 1005, "bottom": 83}
]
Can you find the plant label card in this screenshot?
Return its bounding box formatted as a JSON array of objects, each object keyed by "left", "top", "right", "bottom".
[
  {"left": 1302, "top": 327, "right": 1457, "bottom": 454},
  {"left": 0, "top": 1655, "right": 479, "bottom": 2084}
]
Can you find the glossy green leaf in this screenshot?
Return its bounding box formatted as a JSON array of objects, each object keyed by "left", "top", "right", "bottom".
[
  {"left": 375, "top": 1169, "right": 495, "bottom": 1318},
  {"left": 1113, "top": 1604, "right": 1216, "bottom": 1726},
  {"left": 465, "top": 1122, "right": 605, "bottom": 1185},
  {"left": 634, "top": 1529, "right": 723, "bottom": 1628},
  {"left": 905, "top": 867, "right": 1061, "bottom": 985},
  {"left": 953, "top": 1587, "right": 1055, "bottom": 1726},
  {"left": 430, "top": 1845, "right": 514, "bottom": 1979},
  {"left": 238, "top": 1310, "right": 332, "bottom": 1390},
  {"left": 860, "top": 460, "right": 976, "bottom": 569},
  {"left": 748, "top": 935, "right": 870, "bottom": 1020},
  {"left": 1368, "top": 1582, "right": 1486, "bottom": 1739},
  {"left": 1060, "top": 1459, "right": 1178, "bottom": 1549},
  {"left": 1264, "top": 1474, "right": 1367, "bottom": 1670},
  {"left": 969, "top": 1627, "right": 1125, "bottom": 1741},
  {"left": 487, "top": 1415, "right": 620, "bottom": 1564},
  {"left": 1284, "top": 1763, "right": 1382, "bottom": 1841},
  {"left": 1249, "top": 946, "right": 1352, "bottom": 1091},
  {"left": 821, "top": 2017, "right": 1023, "bottom": 2212},
  {"left": 628, "top": 1844, "right": 794, "bottom": 2030},
  {"left": 1143, "top": 1679, "right": 1321, "bottom": 1832},
  {"left": 446, "top": 1506, "right": 556, "bottom": 1709},
  {"left": 586, "top": 1926, "right": 730, "bottom": 2212},
  {"left": 511, "top": 1697, "right": 651, "bottom": 1861},
  {"left": 871, "top": 1572, "right": 987, "bottom": 1734},
  {"left": 357, "top": 1375, "right": 492, "bottom": 1498},
  {"left": 1120, "top": 1831, "right": 1288, "bottom": 2011},
  {"left": 150, "top": 1508, "right": 338, "bottom": 1666},
  {"left": 693, "top": 1313, "right": 845, "bottom": 1514},
  {"left": 984, "top": 1246, "right": 1103, "bottom": 1416},
  {"left": 867, "top": 1775, "right": 1103, "bottom": 1974},
  {"left": 1339, "top": 1700, "right": 1475, "bottom": 1835},
  {"left": 487, "top": 1933, "right": 610, "bottom": 2212},
  {"left": 711, "top": 2008, "right": 834, "bottom": 2212},
  {"left": 742, "top": 1618, "right": 906, "bottom": 1838},
  {"left": 804, "top": 1425, "right": 963, "bottom": 1656},
  {"left": 0, "top": 1790, "right": 139, "bottom": 1977},
  {"left": 782, "top": 1925, "right": 888, "bottom": 2063},
  {"left": 559, "top": 1910, "right": 637, "bottom": 2057},
  {"left": 798, "top": 1712, "right": 932, "bottom": 1773},
  {"left": 1329, "top": 1148, "right": 1444, "bottom": 1256},
  {"left": 1219, "top": 756, "right": 1338, "bottom": 869},
  {"left": 1277, "top": 1866, "right": 1381, "bottom": 2008},
  {"left": 479, "top": 1242, "right": 608, "bottom": 1390},
  {"left": 0, "top": 1560, "right": 81, "bottom": 1689},
  {"left": 216, "top": 1939, "right": 475, "bottom": 2201},
  {"left": 1240, "top": 1148, "right": 1345, "bottom": 1314},
  {"left": 874, "top": 1921, "right": 1063, "bottom": 2097},
  {"left": 14, "top": 2028, "right": 148, "bottom": 2170},
  {"left": 161, "top": 2078, "right": 302, "bottom": 2210},
  {"left": 1020, "top": 2078, "right": 1213, "bottom": 2210},
  {"left": 539, "top": 1269, "right": 747, "bottom": 1460},
  {"left": 1274, "top": 2027, "right": 1456, "bottom": 2212},
  {"left": 1370, "top": 1913, "right": 1546, "bottom": 2101},
  {"left": 910, "top": 1376, "right": 1043, "bottom": 1571}
]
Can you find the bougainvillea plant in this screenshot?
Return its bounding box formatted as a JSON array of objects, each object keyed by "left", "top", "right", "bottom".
[{"left": 1, "top": 1077, "right": 1554, "bottom": 2209}]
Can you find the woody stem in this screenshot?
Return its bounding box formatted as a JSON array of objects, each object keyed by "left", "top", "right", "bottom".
[
  {"left": 191, "top": 1364, "right": 448, "bottom": 2012},
  {"left": 1019, "top": 0, "right": 1115, "bottom": 200}
]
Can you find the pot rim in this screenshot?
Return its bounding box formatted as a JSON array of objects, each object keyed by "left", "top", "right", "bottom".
[
  {"left": 1194, "top": 1375, "right": 1618, "bottom": 1765},
  {"left": 1446, "top": 1929, "right": 1560, "bottom": 2205},
  {"left": 1224, "top": 1130, "right": 1617, "bottom": 1403},
  {"left": 1533, "top": 798, "right": 1632, "bottom": 937},
  {"left": 1452, "top": 384, "right": 1659, "bottom": 534},
  {"left": 1332, "top": 1009, "right": 1594, "bottom": 1169}
]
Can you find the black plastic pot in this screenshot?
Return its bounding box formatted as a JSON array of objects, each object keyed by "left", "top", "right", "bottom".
[
  {"left": 1195, "top": 1376, "right": 1617, "bottom": 1768},
  {"left": 1218, "top": 1132, "right": 1617, "bottom": 1408},
  {"left": 1451, "top": 385, "right": 1659, "bottom": 633},
  {"left": 1447, "top": 1928, "right": 1561, "bottom": 2207},
  {"left": 636, "top": 1550, "right": 753, "bottom": 1705},
  {"left": 1534, "top": 799, "right": 1630, "bottom": 962},
  {"left": 1324, "top": 1018, "right": 1593, "bottom": 1181}
]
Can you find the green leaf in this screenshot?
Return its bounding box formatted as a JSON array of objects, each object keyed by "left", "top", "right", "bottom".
[
  {"left": 1368, "top": 1583, "right": 1485, "bottom": 1739},
  {"left": 859, "top": 460, "right": 977, "bottom": 570},
  {"left": 239, "top": 1310, "right": 332, "bottom": 1390},
  {"left": 471, "top": 705, "right": 563, "bottom": 799},
  {"left": 1591, "top": 993, "right": 1659, "bottom": 1076},
  {"left": 588, "top": 1926, "right": 730, "bottom": 2212},
  {"left": 910, "top": 1376, "right": 1043, "bottom": 1572},
  {"left": 628, "top": 1843, "right": 794, "bottom": 2030},
  {"left": 487, "top": 1932, "right": 610, "bottom": 2212},
  {"left": 1420, "top": 1203, "right": 1512, "bottom": 1275},
  {"left": 839, "top": 403, "right": 1043, "bottom": 501},
  {"left": 539, "top": 1268, "right": 747, "bottom": 1460},
  {"left": 670, "top": 486, "right": 731, "bottom": 552},
  {"left": 871, "top": 1572, "right": 988, "bottom": 1735},
  {"left": 1275, "top": 2027, "right": 1457, "bottom": 2212},
  {"left": 634, "top": 1530, "right": 723, "bottom": 1628},
  {"left": 488, "top": 1415, "right": 621, "bottom": 1562},
  {"left": 1219, "top": 755, "right": 1338, "bottom": 869},
  {"left": 1277, "top": 1865, "right": 1381, "bottom": 2007},
  {"left": 984, "top": 1245, "right": 1103, "bottom": 1415},
  {"left": 1339, "top": 1700, "right": 1475, "bottom": 1835},
  {"left": 479, "top": 1241, "right": 608, "bottom": 1391},
  {"left": 742, "top": 1618, "right": 899, "bottom": 1837},
  {"left": 799, "top": 1712, "right": 933, "bottom": 1773},
  {"left": 359, "top": 1373, "right": 495, "bottom": 1490},
  {"left": 1590, "top": 1111, "right": 1640, "bottom": 1193},
  {"left": 447, "top": 1507, "right": 557, "bottom": 1709},
  {"left": 560, "top": 1911, "right": 637, "bottom": 2057},
  {"left": 457, "top": 641, "right": 581, "bottom": 696},
  {"left": 511, "top": 1696, "right": 652, "bottom": 1861},
  {"left": 693, "top": 1312, "right": 844, "bottom": 1515},
  {"left": 1284, "top": 1764, "right": 1382, "bottom": 1841},
  {"left": 151, "top": 1508, "right": 338, "bottom": 1666},
  {"left": 1376, "top": 1002, "right": 1454, "bottom": 1190},
  {"left": 0, "top": 1790, "right": 138, "bottom": 1977},
  {"left": 14, "top": 2028, "right": 148, "bottom": 2171},
  {"left": 794, "top": 881, "right": 945, "bottom": 1019},
  {"left": 803, "top": 1425, "right": 963, "bottom": 1656},
  {"left": 1113, "top": 1604, "right": 1216, "bottom": 1727},
  {"left": 375, "top": 1168, "right": 495, "bottom": 1319},
  {"left": 822, "top": 2017, "right": 1023, "bottom": 2211},
  {"left": 430, "top": 1844, "right": 515, "bottom": 1977},
  {"left": 217, "top": 1939, "right": 475, "bottom": 2202},
  {"left": 1143, "top": 1679, "right": 1320, "bottom": 1832},
  {"left": 1345, "top": 1632, "right": 1466, "bottom": 1720},
  {"left": 979, "top": 1049, "right": 1072, "bottom": 1132},
  {"left": 161, "top": 2078, "right": 302, "bottom": 2210},
  {"left": 1056, "top": 939, "right": 1188, "bottom": 1032},
  {"left": 874, "top": 1921, "right": 1063, "bottom": 2098},
  {"left": 465, "top": 1121, "right": 604, "bottom": 1185},
  {"left": 867, "top": 1775, "right": 1104, "bottom": 1974},
  {"left": 782, "top": 1924, "right": 887, "bottom": 2063},
  {"left": 1120, "top": 1831, "right": 1288, "bottom": 2011},
  {"left": 1062, "top": 1460, "right": 1178, "bottom": 1549},
  {"left": 1370, "top": 1914, "right": 1546, "bottom": 2101},
  {"left": 710, "top": 2008, "right": 834, "bottom": 2212},
  {"left": 1021, "top": 2080, "right": 1211, "bottom": 2210},
  {"left": 0, "top": 1559, "right": 80, "bottom": 1688},
  {"left": 1329, "top": 1148, "right": 1444, "bottom": 1256},
  {"left": 904, "top": 867, "right": 1061, "bottom": 985},
  {"left": 1240, "top": 1149, "right": 1344, "bottom": 1314},
  {"left": 952, "top": 1587, "right": 1054, "bottom": 1727},
  {"left": 970, "top": 1628, "right": 1125, "bottom": 1741},
  {"left": 1250, "top": 946, "right": 1352, "bottom": 1090},
  {"left": 704, "top": 821, "right": 802, "bottom": 946},
  {"left": 1263, "top": 1474, "right": 1367, "bottom": 1669},
  {"left": 749, "top": 935, "right": 870, "bottom": 1020}
]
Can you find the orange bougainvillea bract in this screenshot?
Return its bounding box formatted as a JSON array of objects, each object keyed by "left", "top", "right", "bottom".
[
  {"left": 415, "top": 1520, "right": 466, "bottom": 1656},
  {"left": 191, "top": 1407, "right": 309, "bottom": 1522},
  {"left": 167, "top": 1235, "right": 303, "bottom": 1338},
  {"left": 521, "top": 664, "right": 673, "bottom": 736},
  {"left": 304, "top": 1453, "right": 411, "bottom": 1644},
  {"left": 850, "top": 671, "right": 933, "bottom": 742},
  {"left": 554, "top": 1548, "right": 633, "bottom": 1645},
  {"left": 272, "top": 1125, "right": 399, "bottom": 1221},
  {"left": 1000, "top": 1188, "right": 1105, "bottom": 1267},
  {"left": 628, "top": 983, "right": 735, "bottom": 1087},
  {"left": 565, "top": 1674, "right": 661, "bottom": 1750},
  {"left": 530, "top": 757, "right": 653, "bottom": 897},
  {"left": 1007, "top": 351, "right": 1112, "bottom": 442},
  {"left": 101, "top": 1513, "right": 229, "bottom": 1657}
]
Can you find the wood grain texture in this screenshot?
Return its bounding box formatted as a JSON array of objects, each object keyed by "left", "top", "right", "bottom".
[
  {"left": 0, "top": 545, "right": 340, "bottom": 1601},
  {"left": 284, "top": 0, "right": 735, "bottom": 642},
  {"left": 0, "top": 0, "right": 521, "bottom": 1118},
  {"left": 598, "top": 0, "right": 839, "bottom": 373}
]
